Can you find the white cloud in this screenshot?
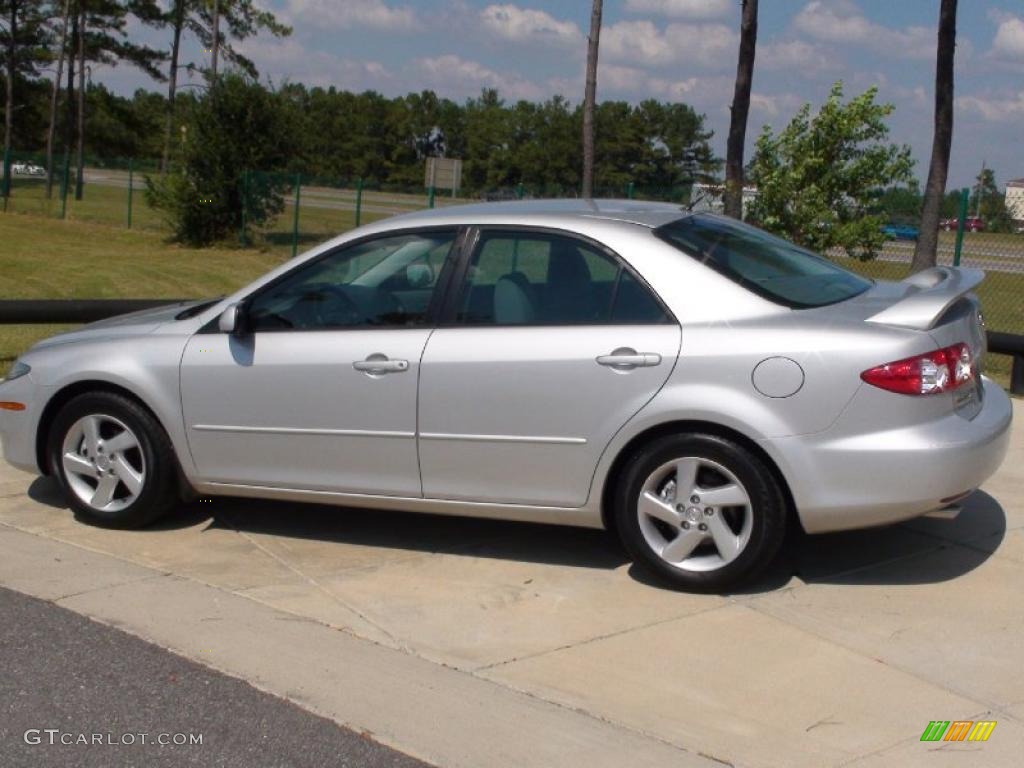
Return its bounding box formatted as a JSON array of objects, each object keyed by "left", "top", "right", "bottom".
[
  {"left": 235, "top": 37, "right": 395, "bottom": 89},
  {"left": 793, "top": 0, "right": 941, "bottom": 60},
  {"left": 758, "top": 39, "right": 832, "bottom": 72},
  {"left": 285, "top": 0, "right": 417, "bottom": 31},
  {"left": 602, "top": 20, "right": 736, "bottom": 68},
  {"left": 958, "top": 90, "right": 1024, "bottom": 122},
  {"left": 991, "top": 15, "right": 1024, "bottom": 59},
  {"left": 598, "top": 63, "right": 733, "bottom": 106},
  {"left": 479, "top": 4, "right": 582, "bottom": 46},
  {"left": 414, "top": 54, "right": 546, "bottom": 101},
  {"left": 623, "top": 0, "right": 731, "bottom": 19}
]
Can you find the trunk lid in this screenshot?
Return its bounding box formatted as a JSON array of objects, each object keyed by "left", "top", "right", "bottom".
[{"left": 840, "top": 267, "right": 987, "bottom": 418}]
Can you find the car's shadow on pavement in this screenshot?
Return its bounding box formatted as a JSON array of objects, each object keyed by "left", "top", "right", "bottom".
[
  {"left": 27, "top": 479, "right": 1006, "bottom": 590},
  {"left": 721, "top": 489, "right": 1006, "bottom": 595},
  {"left": 28, "top": 476, "right": 628, "bottom": 571}
]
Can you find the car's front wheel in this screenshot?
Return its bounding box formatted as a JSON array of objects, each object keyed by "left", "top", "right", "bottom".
[
  {"left": 48, "top": 392, "right": 179, "bottom": 528},
  {"left": 614, "top": 433, "right": 787, "bottom": 592}
]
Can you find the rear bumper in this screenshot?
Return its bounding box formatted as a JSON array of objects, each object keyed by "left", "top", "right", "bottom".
[{"left": 764, "top": 377, "right": 1013, "bottom": 534}]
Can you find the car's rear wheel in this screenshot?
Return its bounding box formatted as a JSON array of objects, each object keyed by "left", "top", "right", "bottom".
[
  {"left": 614, "top": 433, "right": 787, "bottom": 592},
  {"left": 48, "top": 392, "right": 179, "bottom": 528}
]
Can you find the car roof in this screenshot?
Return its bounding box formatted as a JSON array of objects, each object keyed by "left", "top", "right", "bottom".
[{"left": 380, "top": 198, "right": 690, "bottom": 229}]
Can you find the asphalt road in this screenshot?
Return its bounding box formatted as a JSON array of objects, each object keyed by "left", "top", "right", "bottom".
[{"left": 0, "top": 587, "right": 431, "bottom": 768}]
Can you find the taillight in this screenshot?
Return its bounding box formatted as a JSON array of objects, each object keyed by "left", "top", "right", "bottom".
[{"left": 861, "top": 343, "right": 974, "bottom": 396}]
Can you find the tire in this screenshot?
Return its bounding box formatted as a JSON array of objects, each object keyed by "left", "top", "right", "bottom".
[
  {"left": 613, "top": 433, "right": 787, "bottom": 592},
  {"left": 48, "top": 392, "right": 179, "bottom": 529}
]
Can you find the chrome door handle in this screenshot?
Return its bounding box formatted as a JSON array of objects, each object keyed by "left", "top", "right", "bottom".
[
  {"left": 353, "top": 355, "right": 409, "bottom": 375},
  {"left": 596, "top": 349, "right": 662, "bottom": 370}
]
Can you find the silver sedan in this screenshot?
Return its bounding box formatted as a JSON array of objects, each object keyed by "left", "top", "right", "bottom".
[{"left": 0, "top": 201, "right": 1012, "bottom": 590}]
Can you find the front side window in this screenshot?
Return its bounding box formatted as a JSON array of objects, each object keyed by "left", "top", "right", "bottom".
[
  {"left": 655, "top": 214, "right": 872, "bottom": 308},
  {"left": 456, "top": 231, "right": 669, "bottom": 325},
  {"left": 248, "top": 231, "right": 456, "bottom": 331}
]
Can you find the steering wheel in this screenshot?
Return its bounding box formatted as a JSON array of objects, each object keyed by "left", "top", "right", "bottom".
[
  {"left": 317, "top": 285, "right": 367, "bottom": 326},
  {"left": 284, "top": 284, "right": 363, "bottom": 328}
]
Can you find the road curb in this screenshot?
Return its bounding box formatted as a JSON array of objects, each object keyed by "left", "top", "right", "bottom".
[{"left": 0, "top": 524, "right": 717, "bottom": 768}]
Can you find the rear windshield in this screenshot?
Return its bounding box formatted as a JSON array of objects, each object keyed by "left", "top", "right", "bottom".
[{"left": 655, "top": 214, "right": 872, "bottom": 308}]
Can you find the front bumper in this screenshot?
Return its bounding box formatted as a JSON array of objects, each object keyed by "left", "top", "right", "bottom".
[
  {"left": 0, "top": 373, "right": 45, "bottom": 475},
  {"left": 764, "top": 376, "right": 1013, "bottom": 534}
]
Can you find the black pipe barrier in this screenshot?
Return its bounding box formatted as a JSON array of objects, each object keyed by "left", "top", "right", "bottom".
[
  {"left": 0, "top": 299, "right": 193, "bottom": 324},
  {"left": 0, "top": 299, "right": 1021, "bottom": 395},
  {"left": 988, "top": 332, "right": 1024, "bottom": 396}
]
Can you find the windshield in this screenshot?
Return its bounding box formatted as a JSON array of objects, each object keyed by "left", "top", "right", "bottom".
[{"left": 655, "top": 215, "right": 872, "bottom": 308}]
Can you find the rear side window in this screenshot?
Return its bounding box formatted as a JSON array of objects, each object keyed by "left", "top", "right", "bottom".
[
  {"left": 655, "top": 215, "right": 871, "bottom": 308},
  {"left": 455, "top": 231, "right": 670, "bottom": 326}
]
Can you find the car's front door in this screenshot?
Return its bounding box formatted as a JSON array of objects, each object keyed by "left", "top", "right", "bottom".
[
  {"left": 417, "top": 228, "right": 681, "bottom": 507},
  {"left": 180, "top": 228, "right": 459, "bottom": 496}
]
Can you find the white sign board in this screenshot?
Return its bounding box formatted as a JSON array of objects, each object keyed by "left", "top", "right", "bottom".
[{"left": 425, "top": 157, "right": 462, "bottom": 192}]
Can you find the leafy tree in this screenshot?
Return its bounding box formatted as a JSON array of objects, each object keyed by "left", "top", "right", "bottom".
[
  {"left": 1, "top": 0, "right": 51, "bottom": 195},
  {"left": 462, "top": 88, "right": 513, "bottom": 192},
  {"left": 630, "top": 99, "right": 715, "bottom": 194},
  {"left": 59, "top": 0, "right": 167, "bottom": 198},
  {"left": 747, "top": 82, "right": 913, "bottom": 259},
  {"left": 146, "top": 73, "right": 298, "bottom": 245},
  {"left": 971, "top": 167, "right": 1013, "bottom": 233},
  {"left": 44, "top": 0, "right": 70, "bottom": 197},
  {"left": 939, "top": 188, "right": 963, "bottom": 218},
  {"left": 83, "top": 82, "right": 162, "bottom": 157},
  {"left": 10, "top": 74, "right": 721, "bottom": 200},
  {"left": 195, "top": 0, "right": 290, "bottom": 80},
  {"left": 159, "top": 0, "right": 289, "bottom": 174},
  {"left": 874, "top": 181, "right": 921, "bottom": 223}
]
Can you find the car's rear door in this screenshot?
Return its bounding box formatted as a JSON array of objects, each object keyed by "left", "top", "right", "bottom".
[
  {"left": 417, "top": 227, "right": 681, "bottom": 507},
  {"left": 180, "top": 228, "right": 460, "bottom": 496}
]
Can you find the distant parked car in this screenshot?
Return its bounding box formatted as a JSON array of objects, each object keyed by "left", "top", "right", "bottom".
[
  {"left": 880, "top": 222, "right": 919, "bottom": 241},
  {"left": 11, "top": 162, "right": 45, "bottom": 177},
  {"left": 940, "top": 216, "right": 984, "bottom": 232}
]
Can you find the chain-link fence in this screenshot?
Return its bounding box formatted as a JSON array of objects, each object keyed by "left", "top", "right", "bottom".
[
  {"left": 833, "top": 212, "right": 1024, "bottom": 386},
  {"left": 3, "top": 152, "right": 1021, "bottom": 351}
]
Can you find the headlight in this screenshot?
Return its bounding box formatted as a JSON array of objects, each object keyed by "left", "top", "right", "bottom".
[{"left": 4, "top": 361, "right": 31, "bottom": 381}]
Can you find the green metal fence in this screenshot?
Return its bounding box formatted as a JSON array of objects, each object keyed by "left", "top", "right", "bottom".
[{"left": 2, "top": 153, "right": 1021, "bottom": 354}]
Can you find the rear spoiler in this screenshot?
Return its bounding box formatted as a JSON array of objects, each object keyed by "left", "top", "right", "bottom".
[{"left": 865, "top": 266, "right": 984, "bottom": 331}]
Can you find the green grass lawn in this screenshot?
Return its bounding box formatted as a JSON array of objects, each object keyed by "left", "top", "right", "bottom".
[
  {"left": 0, "top": 213, "right": 289, "bottom": 366},
  {"left": 1, "top": 202, "right": 1020, "bottom": 389}
]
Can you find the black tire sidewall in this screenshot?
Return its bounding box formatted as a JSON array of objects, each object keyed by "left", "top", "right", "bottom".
[
  {"left": 614, "top": 433, "right": 786, "bottom": 592},
  {"left": 48, "top": 392, "right": 176, "bottom": 529}
]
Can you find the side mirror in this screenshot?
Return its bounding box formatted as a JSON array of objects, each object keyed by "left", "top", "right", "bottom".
[{"left": 218, "top": 303, "right": 245, "bottom": 335}]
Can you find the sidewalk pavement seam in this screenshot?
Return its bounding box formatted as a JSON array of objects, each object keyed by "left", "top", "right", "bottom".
[
  {"left": 49, "top": 571, "right": 172, "bottom": 602},
  {"left": 833, "top": 704, "right": 1006, "bottom": 767},
  {"left": 473, "top": 598, "right": 737, "bottom": 672},
  {"left": 450, "top": 668, "right": 739, "bottom": 768},
  {"left": 742, "top": 597, "right": 1001, "bottom": 714},
  {"left": 0, "top": 523, "right": 721, "bottom": 768},
  {"left": 215, "top": 509, "right": 409, "bottom": 650}
]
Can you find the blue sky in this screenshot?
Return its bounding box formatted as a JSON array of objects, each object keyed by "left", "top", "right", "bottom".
[{"left": 101, "top": 1, "right": 1024, "bottom": 189}]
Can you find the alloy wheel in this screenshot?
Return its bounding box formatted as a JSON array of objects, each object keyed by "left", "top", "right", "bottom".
[
  {"left": 61, "top": 414, "right": 146, "bottom": 512},
  {"left": 636, "top": 456, "right": 753, "bottom": 572}
]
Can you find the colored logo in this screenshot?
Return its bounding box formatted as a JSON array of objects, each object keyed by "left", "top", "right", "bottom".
[{"left": 921, "top": 720, "right": 996, "bottom": 742}]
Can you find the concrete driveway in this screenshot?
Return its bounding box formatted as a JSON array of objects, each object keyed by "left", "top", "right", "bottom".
[{"left": 1, "top": 398, "right": 1022, "bottom": 767}]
